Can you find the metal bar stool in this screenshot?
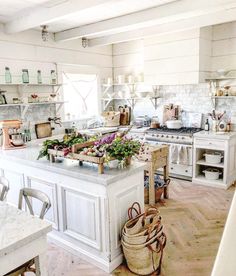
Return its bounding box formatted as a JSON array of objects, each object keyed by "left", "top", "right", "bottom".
[
  {"left": 0, "top": 176, "right": 9, "bottom": 201},
  {"left": 5, "top": 187, "right": 51, "bottom": 276}
]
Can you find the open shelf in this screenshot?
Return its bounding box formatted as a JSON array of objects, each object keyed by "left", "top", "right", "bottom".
[
  {"left": 0, "top": 101, "right": 65, "bottom": 107},
  {"left": 102, "top": 82, "right": 145, "bottom": 87},
  {"left": 206, "top": 77, "right": 236, "bottom": 81},
  {"left": 196, "top": 159, "right": 224, "bottom": 168},
  {"left": 210, "top": 96, "right": 236, "bottom": 99},
  {"left": 0, "top": 83, "right": 63, "bottom": 86},
  {"left": 194, "top": 175, "right": 224, "bottom": 186}
]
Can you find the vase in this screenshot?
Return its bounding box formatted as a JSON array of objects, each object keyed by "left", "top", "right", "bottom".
[
  {"left": 108, "top": 159, "right": 119, "bottom": 169},
  {"left": 125, "top": 156, "right": 132, "bottom": 166},
  {"left": 212, "top": 120, "right": 218, "bottom": 132}
]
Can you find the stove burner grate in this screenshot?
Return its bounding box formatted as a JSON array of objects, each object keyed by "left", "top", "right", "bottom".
[{"left": 148, "top": 127, "right": 202, "bottom": 134}]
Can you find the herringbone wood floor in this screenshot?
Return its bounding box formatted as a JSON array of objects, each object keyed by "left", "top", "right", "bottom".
[{"left": 26, "top": 179, "right": 235, "bottom": 276}]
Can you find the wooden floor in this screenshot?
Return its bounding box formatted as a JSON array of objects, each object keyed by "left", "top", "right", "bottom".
[{"left": 26, "top": 179, "right": 235, "bottom": 276}]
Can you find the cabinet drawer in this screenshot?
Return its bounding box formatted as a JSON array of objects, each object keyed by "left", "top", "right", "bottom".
[{"left": 194, "top": 138, "right": 225, "bottom": 149}]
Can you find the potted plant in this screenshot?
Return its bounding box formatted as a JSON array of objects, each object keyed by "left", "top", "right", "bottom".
[{"left": 106, "top": 137, "right": 141, "bottom": 167}]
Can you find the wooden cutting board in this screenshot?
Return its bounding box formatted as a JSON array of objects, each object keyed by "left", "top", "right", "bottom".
[{"left": 35, "top": 122, "right": 52, "bottom": 139}]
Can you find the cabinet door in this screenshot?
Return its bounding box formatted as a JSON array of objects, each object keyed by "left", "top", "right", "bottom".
[
  {"left": 27, "top": 176, "right": 59, "bottom": 229},
  {"left": 4, "top": 170, "right": 24, "bottom": 207},
  {"left": 61, "top": 186, "right": 101, "bottom": 250}
]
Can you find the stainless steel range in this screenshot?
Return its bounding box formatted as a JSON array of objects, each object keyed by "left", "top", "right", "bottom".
[{"left": 145, "top": 127, "right": 202, "bottom": 179}]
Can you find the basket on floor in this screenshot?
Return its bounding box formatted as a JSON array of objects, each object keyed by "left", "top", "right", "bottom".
[
  {"left": 121, "top": 202, "right": 166, "bottom": 275},
  {"left": 144, "top": 177, "right": 170, "bottom": 204}
]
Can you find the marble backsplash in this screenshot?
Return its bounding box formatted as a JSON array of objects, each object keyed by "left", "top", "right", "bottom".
[
  {"left": 113, "top": 83, "right": 236, "bottom": 126},
  {"left": 0, "top": 104, "right": 59, "bottom": 139}
]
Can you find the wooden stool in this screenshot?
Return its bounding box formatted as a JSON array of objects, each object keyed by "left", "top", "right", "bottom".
[{"left": 138, "top": 144, "right": 169, "bottom": 204}]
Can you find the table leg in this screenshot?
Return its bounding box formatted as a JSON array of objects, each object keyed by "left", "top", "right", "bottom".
[
  {"left": 163, "top": 163, "right": 169, "bottom": 199},
  {"left": 35, "top": 252, "right": 48, "bottom": 276},
  {"left": 149, "top": 166, "right": 155, "bottom": 204}
]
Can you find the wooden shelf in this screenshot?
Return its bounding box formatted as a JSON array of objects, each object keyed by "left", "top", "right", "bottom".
[
  {"left": 206, "top": 77, "right": 236, "bottom": 81},
  {"left": 0, "top": 83, "right": 63, "bottom": 86},
  {"left": 102, "top": 82, "right": 145, "bottom": 87},
  {"left": 211, "top": 96, "right": 236, "bottom": 99},
  {"left": 194, "top": 175, "right": 224, "bottom": 184},
  {"left": 193, "top": 175, "right": 226, "bottom": 189},
  {"left": 196, "top": 159, "right": 224, "bottom": 168},
  {"left": 0, "top": 101, "right": 65, "bottom": 107}
]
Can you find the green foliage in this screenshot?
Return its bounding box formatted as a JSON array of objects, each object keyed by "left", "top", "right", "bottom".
[
  {"left": 37, "top": 139, "right": 62, "bottom": 160},
  {"left": 106, "top": 137, "right": 141, "bottom": 161},
  {"left": 37, "top": 135, "right": 86, "bottom": 160}
]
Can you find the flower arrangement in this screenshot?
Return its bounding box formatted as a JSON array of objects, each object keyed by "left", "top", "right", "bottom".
[
  {"left": 106, "top": 136, "right": 141, "bottom": 162},
  {"left": 37, "top": 132, "right": 141, "bottom": 169}
]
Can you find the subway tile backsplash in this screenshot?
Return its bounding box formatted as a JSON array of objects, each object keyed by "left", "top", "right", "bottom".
[
  {"left": 113, "top": 83, "right": 236, "bottom": 125},
  {"left": 0, "top": 105, "right": 58, "bottom": 139}
]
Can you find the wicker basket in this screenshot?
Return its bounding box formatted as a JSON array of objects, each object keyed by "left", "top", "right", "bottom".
[
  {"left": 144, "top": 178, "right": 170, "bottom": 204},
  {"left": 121, "top": 202, "right": 166, "bottom": 275},
  {"left": 102, "top": 111, "right": 120, "bottom": 127},
  {"left": 144, "top": 186, "right": 164, "bottom": 204}
]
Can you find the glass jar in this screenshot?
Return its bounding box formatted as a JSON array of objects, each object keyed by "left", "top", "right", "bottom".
[
  {"left": 37, "top": 70, "right": 42, "bottom": 84},
  {"left": 22, "top": 69, "right": 29, "bottom": 83},
  {"left": 51, "top": 70, "right": 57, "bottom": 84},
  {"left": 5, "top": 67, "right": 12, "bottom": 84}
]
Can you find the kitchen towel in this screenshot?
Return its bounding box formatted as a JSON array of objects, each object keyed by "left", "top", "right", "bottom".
[
  {"left": 178, "top": 145, "right": 188, "bottom": 165},
  {"left": 170, "top": 144, "right": 178, "bottom": 164}
]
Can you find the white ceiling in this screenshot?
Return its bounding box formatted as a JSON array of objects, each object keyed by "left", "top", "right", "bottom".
[
  {"left": 0, "top": 0, "right": 50, "bottom": 23},
  {"left": 1, "top": 0, "right": 236, "bottom": 46},
  {"left": 0, "top": 0, "right": 175, "bottom": 32},
  {"left": 46, "top": 0, "right": 175, "bottom": 32}
]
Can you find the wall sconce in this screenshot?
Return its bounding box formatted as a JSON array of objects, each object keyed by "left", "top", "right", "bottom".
[
  {"left": 82, "top": 37, "right": 88, "bottom": 48},
  {"left": 41, "top": 25, "right": 49, "bottom": 42}
]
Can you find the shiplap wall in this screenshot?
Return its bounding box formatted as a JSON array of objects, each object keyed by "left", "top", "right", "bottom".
[
  {"left": 113, "top": 22, "right": 236, "bottom": 84},
  {"left": 212, "top": 22, "right": 236, "bottom": 72},
  {"left": 144, "top": 29, "right": 201, "bottom": 85},
  {"left": 112, "top": 28, "right": 213, "bottom": 85},
  {"left": 0, "top": 25, "right": 112, "bottom": 134},
  {"left": 112, "top": 22, "right": 236, "bottom": 121}
]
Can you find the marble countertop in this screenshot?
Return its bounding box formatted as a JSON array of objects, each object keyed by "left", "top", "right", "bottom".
[
  {"left": 0, "top": 202, "right": 51, "bottom": 258},
  {"left": 194, "top": 130, "right": 236, "bottom": 140},
  {"left": 0, "top": 145, "right": 147, "bottom": 185}
]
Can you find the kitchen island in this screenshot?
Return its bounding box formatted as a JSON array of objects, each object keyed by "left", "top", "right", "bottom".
[{"left": 0, "top": 145, "right": 146, "bottom": 273}]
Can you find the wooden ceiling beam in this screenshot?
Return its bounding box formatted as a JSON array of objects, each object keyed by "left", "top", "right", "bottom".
[
  {"left": 88, "top": 7, "right": 236, "bottom": 46},
  {"left": 55, "top": 0, "right": 236, "bottom": 42},
  {"left": 4, "top": 0, "right": 112, "bottom": 34}
]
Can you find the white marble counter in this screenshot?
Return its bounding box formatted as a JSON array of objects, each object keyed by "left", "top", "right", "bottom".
[
  {"left": 194, "top": 130, "right": 236, "bottom": 140},
  {"left": 0, "top": 202, "right": 51, "bottom": 258},
  {"left": 0, "top": 145, "right": 146, "bottom": 186}
]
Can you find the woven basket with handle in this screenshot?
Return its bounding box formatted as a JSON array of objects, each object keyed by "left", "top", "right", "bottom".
[{"left": 121, "top": 202, "right": 166, "bottom": 275}]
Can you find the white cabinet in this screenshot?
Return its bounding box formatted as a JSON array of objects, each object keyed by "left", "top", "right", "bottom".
[
  {"left": 61, "top": 186, "right": 102, "bottom": 250},
  {"left": 0, "top": 155, "right": 145, "bottom": 273},
  {"left": 193, "top": 132, "right": 236, "bottom": 189}
]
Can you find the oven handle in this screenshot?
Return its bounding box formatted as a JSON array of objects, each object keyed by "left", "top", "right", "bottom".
[{"left": 146, "top": 141, "right": 193, "bottom": 147}]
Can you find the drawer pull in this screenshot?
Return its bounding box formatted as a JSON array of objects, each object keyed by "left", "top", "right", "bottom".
[
  {"left": 185, "top": 170, "right": 188, "bottom": 173},
  {"left": 170, "top": 167, "right": 173, "bottom": 170}
]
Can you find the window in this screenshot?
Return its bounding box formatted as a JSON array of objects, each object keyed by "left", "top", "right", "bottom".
[{"left": 62, "top": 73, "right": 99, "bottom": 120}]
